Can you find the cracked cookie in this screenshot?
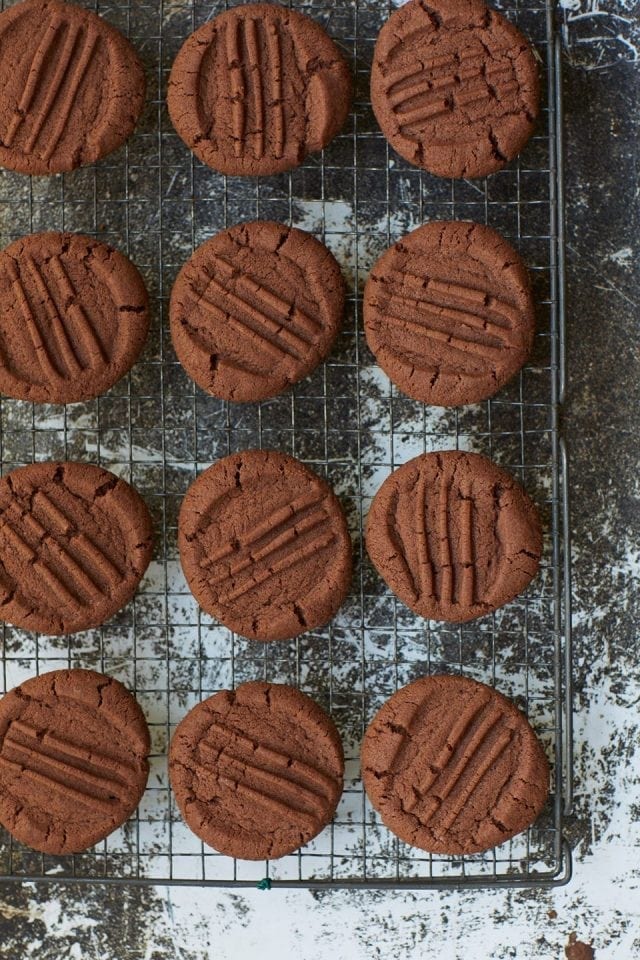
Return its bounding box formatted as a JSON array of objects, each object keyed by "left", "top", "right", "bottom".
[
  {"left": 0, "top": 461, "right": 153, "bottom": 635},
  {"left": 169, "top": 681, "right": 343, "bottom": 860},
  {"left": 167, "top": 3, "right": 352, "bottom": 176},
  {"left": 366, "top": 450, "right": 542, "bottom": 622},
  {"left": 178, "top": 450, "right": 353, "bottom": 642},
  {"left": 0, "top": 668, "right": 150, "bottom": 854},
  {"left": 363, "top": 220, "right": 535, "bottom": 407},
  {"left": 0, "top": 232, "right": 149, "bottom": 404},
  {"left": 170, "top": 221, "right": 345, "bottom": 402},
  {"left": 362, "top": 674, "right": 549, "bottom": 854},
  {"left": 371, "top": 0, "right": 539, "bottom": 179},
  {"left": 0, "top": 0, "right": 145, "bottom": 175}
]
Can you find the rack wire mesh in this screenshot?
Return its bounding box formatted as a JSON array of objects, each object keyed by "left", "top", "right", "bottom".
[{"left": 0, "top": 0, "right": 571, "bottom": 888}]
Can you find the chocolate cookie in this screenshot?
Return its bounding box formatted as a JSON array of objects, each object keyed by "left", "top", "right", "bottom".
[
  {"left": 366, "top": 450, "right": 541, "bottom": 623},
  {"left": 361, "top": 674, "right": 549, "bottom": 854},
  {"left": 363, "top": 221, "right": 535, "bottom": 406},
  {"left": 0, "top": 0, "right": 145, "bottom": 175},
  {"left": 167, "top": 3, "right": 352, "bottom": 176},
  {"left": 0, "top": 462, "right": 153, "bottom": 635},
  {"left": 170, "top": 221, "right": 345, "bottom": 402},
  {"left": 0, "top": 669, "right": 149, "bottom": 854},
  {"left": 169, "top": 681, "right": 343, "bottom": 860},
  {"left": 0, "top": 232, "right": 149, "bottom": 404},
  {"left": 371, "top": 0, "right": 539, "bottom": 179},
  {"left": 178, "top": 450, "right": 352, "bottom": 641}
]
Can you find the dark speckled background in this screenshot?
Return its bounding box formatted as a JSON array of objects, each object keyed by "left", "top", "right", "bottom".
[{"left": 0, "top": 0, "right": 639, "bottom": 956}]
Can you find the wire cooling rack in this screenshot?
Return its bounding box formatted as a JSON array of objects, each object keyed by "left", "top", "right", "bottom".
[{"left": 0, "top": 0, "right": 571, "bottom": 888}]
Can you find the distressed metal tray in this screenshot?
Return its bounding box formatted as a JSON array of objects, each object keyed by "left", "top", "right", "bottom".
[{"left": 0, "top": 0, "right": 571, "bottom": 888}]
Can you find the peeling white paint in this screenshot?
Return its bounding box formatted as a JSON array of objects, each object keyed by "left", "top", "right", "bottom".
[{"left": 608, "top": 246, "right": 634, "bottom": 266}]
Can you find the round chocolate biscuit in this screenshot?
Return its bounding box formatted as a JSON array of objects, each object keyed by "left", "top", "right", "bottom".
[
  {"left": 363, "top": 221, "right": 535, "bottom": 406},
  {"left": 179, "top": 450, "right": 352, "bottom": 641},
  {"left": 362, "top": 675, "right": 549, "bottom": 854},
  {"left": 0, "top": 668, "right": 150, "bottom": 854},
  {"left": 0, "top": 461, "right": 153, "bottom": 636},
  {"left": 366, "top": 450, "right": 541, "bottom": 623},
  {"left": 167, "top": 3, "right": 352, "bottom": 176},
  {"left": 169, "top": 681, "right": 344, "bottom": 860},
  {"left": 371, "top": 0, "right": 539, "bottom": 179},
  {"left": 0, "top": 0, "right": 145, "bottom": 175},
  {"left": 170, "top": 221, "right": 345, "bottom": 402},
  {"left": 0, "top": 232, "right": 149, "bottom": 404}
]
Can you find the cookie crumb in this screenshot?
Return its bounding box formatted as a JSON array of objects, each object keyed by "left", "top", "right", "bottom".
[{"left": 565, "top": 933, "right": 595, "bottom": 960}]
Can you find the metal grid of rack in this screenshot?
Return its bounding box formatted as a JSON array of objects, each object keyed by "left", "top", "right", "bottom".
[{"left": 0, "top": 0, "right": 571, "bottom": 888}]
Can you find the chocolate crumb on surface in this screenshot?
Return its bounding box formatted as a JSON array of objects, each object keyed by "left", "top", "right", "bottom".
[{"left": 565, "top": 934, "right": 596, "bottom": 960}]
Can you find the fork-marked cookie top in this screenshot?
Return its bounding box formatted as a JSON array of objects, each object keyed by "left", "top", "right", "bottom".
[
  {"left": 0, "top": 0, "right": 145, "bottom": 175},
  {"left": 366, "top": 450, "right": 542, "bottom": 623},
  {"left": 0, "top": 461, "right": 153, "bottom": 636},
  {"left": 167, "top": 3, "right": 352, "bottom": 176},
  {"left": 179, "top": 450, "right": 353, "bottom": 641},
  {"left": 364, "top": 221, "right": 535, "bottom": 407},
  {"left": 362, "top": 675, "right": 549, "bottom": 854},
  {"left": 0, "top": 232, "right": 149, "bottom": 404},
  {"left": 170, "top": 221, "right": 345, "bottom": 402},
  {"left": 169, "top": 681, "right": 344, "bottom": 860},
  {"left": 0, "top": 669, "right": 150, "bottom": 854},
  {"left": 371, "top": 0, "right": 539, "bottom": 178}
]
